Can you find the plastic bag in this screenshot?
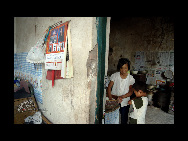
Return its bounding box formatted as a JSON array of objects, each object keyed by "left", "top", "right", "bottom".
[
  {"left": 26, "top": 45, "right": 46, "bottom": 63},
  {"left": 26, "top": 33, "right": 46, "bottom": 63},
  {"left": 24, "top": 111, "right": 42, "bottom": 124}
]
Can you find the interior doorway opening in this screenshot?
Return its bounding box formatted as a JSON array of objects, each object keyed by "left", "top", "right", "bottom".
[{"left": 104, "top": 17, "right": 174, "bottom": 124}]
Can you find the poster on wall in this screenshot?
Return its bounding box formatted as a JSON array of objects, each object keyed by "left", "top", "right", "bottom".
[
  {"left": 46, "top": 21, "right": 69, "bottom": 78},
  {"left": 135, "top": 51, "right": 145, "bottom": 71},
  {"left": 46, "top": 22, "right": 68, "bottom": 54},
  {"left": 169, "top": 51, "right": 174, "bottom": 74},
  {"left": 169, "top": 52, "right": 174, "bottom": 66}
]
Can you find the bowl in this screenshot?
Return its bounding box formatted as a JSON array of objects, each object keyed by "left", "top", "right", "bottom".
[
  {"left": 138, "top": 70, "right": 148, "bottom": 74},
  {"left": 147, "top": 84, "right": 156, "bottom": 90},
  {"left": 131, "top": 70, "right": 138, "bottom": 74}
]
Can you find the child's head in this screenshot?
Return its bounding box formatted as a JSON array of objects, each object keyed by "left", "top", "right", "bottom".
[
  {"left": 117, "top": 58, "right": 130, "bottom": 74},
  {"left": 132, "top": 81, "right": 147, "bottom": 97}
]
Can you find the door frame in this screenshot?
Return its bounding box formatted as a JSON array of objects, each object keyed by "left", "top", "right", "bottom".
[{"left": 95, "top": 17, "right": 107, "bottom": 124}]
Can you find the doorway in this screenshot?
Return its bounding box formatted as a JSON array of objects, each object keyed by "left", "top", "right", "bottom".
[
  {"left": 106, "top": 17, "right": 174, "bottom": 124},
  {"left": 95, "top": 17, "right": 107, "bottom": 124}
]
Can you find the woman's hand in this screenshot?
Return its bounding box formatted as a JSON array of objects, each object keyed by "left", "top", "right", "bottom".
[
  {"left": 128, "top": 100, "right": 132, "bottom": 105},
  {"left": 117, "top": 96, "right": 123, "bottom": 103},
  {"left": 121, "top": 85, "right": 133, "bottom": 99}
]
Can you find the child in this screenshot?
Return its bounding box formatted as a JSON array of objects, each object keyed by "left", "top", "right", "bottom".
[
  {"left": 128, "top": 81, "right": 148, "bottom": 124},
  {"left": 107, "top": 58, "right": 135, "bottom": 124}
]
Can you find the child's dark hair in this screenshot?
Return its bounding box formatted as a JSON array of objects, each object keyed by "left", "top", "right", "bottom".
[
  {"left": 117, "top": 58, "right": 130, "bottom": 71},
  {"left": 132, "top": 81, "right": 147, "bottom": 93}
]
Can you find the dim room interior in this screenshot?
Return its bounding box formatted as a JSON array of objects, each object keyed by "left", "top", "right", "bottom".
[{"left": 105, "top": 17, "right": 174, "bottom": 124}]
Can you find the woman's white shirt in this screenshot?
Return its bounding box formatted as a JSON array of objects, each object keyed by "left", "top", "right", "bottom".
[{"left": 110, "top": 72, "right": 135, "bottom": 107}]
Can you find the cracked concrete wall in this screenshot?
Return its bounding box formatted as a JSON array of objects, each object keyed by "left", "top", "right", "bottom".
[
  {"left": 15, "top": 17, "right": 98, "bottom": 124},
  {"left": 108, "top": 17, "right": 174, "bottom": 75},
  {"left": 86, "top": 17, "right": 111, "bottom": 124},
  {"left": 87, "top": 44, "right": 98, "bottom": 124}
]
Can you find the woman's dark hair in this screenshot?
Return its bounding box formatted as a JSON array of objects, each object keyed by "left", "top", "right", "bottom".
[
  {"left": 117, "top": 58, "right": 130, "bottom": 71},
  {"left": 132, "top": 81, "right": 147, "bottom": 93}
]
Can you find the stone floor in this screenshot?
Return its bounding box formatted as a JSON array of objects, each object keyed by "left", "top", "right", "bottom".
[
  {"left": 145, "top": 106, "right": 174, "bottom": 124},
  {"left": 104, "top": 105, "right": 174, "bottom": 124}
]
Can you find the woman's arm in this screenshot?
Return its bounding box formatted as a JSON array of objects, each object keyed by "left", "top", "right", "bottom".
[
  {"left": 121, "top": 85, "right": 133, "bottom": 99},
  {"left": 107, "top": 81, "right": 118, "bottom": 100}
]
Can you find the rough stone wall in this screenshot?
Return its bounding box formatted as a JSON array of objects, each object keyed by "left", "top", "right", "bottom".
[{"left": 108, "top": 17, "right": 174, "bottom": 75}]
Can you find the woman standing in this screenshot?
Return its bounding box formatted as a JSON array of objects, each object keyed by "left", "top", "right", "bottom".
[{"left": 107, "top": 58, "right": 135, "bottom": 124}]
